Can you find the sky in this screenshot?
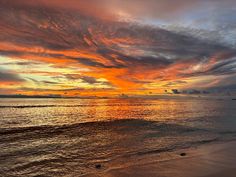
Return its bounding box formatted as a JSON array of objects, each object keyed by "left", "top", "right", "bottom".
[{"left": 0, "top": 0, "right": 236, "bottom": 97}]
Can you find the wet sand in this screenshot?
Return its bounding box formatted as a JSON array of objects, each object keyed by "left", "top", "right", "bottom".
[{"left": 85, "top": 141, "right": 236, "bottom": 177}]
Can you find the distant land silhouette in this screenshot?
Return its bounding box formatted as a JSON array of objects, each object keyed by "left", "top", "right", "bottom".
[
  {"left": 0, "top": 94, "right": 62, "bottom": 98},
  {"left": 0, "top": 94, "right": 110, "bottom": 99}
]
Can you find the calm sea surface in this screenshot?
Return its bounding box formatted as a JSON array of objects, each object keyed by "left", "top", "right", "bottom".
[{"left": 0, "top": 98, "right": 236, "bottom": 176}]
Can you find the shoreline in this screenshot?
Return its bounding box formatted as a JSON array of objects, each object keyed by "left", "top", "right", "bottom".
[{"left": 85, "top": 140, "right": 236, "bottom": 177}]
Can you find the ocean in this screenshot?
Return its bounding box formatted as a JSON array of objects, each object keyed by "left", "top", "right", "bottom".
[{"left": 0, "top": 98, "right": 236, "bottom": 176}]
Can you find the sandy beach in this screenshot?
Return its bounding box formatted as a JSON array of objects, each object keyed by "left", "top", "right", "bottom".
[{"left": 84, "top": 141, "right": 236, "bottom": 177}]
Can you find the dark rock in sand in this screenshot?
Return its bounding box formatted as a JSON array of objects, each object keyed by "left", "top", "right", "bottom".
[
  {"left": 180, "top": 153, "right": 186, "bottom": 156},
  {"left": 95, "top": 164, "right": 102, "bottom": 169}
]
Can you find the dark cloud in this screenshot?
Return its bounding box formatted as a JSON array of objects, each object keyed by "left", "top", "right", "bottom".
[
  {"left": 3, "top": 0, "right": 236, "bottom": 21},
  {"left": 3, "top": 61, "right": 41, "bottom": 66},
  {"left": 179, "top": 56, "right": 236, "bottom": 78},
  {"left": 71, "top": 57, "right": 125, "bottom": 69},
  {"left": 0, "top": 70, "right": 24, "bottom": 82},
  {"left": 0, "top": 2, "right": 234, "bottom": 68},
  {"left": 27, "top": 78, "right": 61, "bottom": 85},
  {"left": 42, "top": 81, "right": 59, "bottom": 85},
  {"left": 0, "top": 0, "right": 236, "bottom": 93},
  {"left": 164, "top": 80, "right": 187, "bottom": 87},
  {"left": 206, "top": 74, "right": 236, "bottom": 93},
  {"left": 80, "top": 76, "right": 98, "bottom": 84},
  {"left": 65, "top": 74, "right": 113, "bottom": 86},
  {"left": 206, "top": 58, "right": 236, "bottom": 76}
]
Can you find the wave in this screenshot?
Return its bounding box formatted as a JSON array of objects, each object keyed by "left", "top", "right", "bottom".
[
  {"left": 1, "top": 118, "right": 235, "bottom": 177},
  {"left": 0, "top": 119, "right": 206, "bottom": 139},
  {"left": 0, "top": 119, "right": 156, "bottom": 135}
]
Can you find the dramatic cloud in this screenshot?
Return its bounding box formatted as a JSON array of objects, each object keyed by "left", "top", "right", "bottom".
[
  {"left": 0, "top": 70, "right": 24, "bottom": 83},
  {"left": 0, "top": 0, "right": 236, "bottom": 96}
]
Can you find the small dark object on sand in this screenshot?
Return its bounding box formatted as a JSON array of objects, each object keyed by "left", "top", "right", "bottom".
[
  {"left": 95, "top": 164, "right": 102, "bottom": 169},
  {"left": 180, "top": 153, "right": 186, "bottom": 156}
]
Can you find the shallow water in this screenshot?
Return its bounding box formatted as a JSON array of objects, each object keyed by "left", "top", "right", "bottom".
[{"left": 0, "top": 98, "right": 236, "bottom": 176}]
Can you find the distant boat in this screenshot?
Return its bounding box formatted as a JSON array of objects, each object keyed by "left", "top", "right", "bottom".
[{"left": 232, "top": 99, "right": 236, "bottom": 100}]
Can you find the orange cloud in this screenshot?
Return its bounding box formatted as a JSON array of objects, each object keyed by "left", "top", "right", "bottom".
[{"left": 1, "top": 0, "right": 236, "bottom": 96}]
